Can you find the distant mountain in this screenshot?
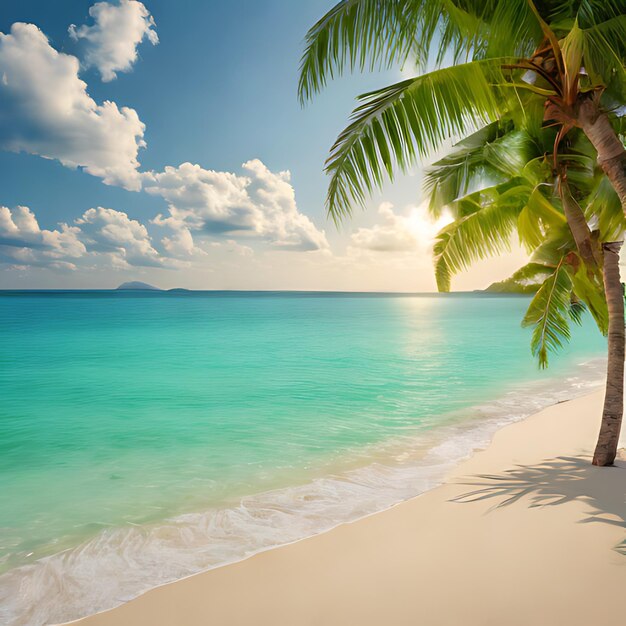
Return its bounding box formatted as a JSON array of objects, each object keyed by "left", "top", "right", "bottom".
[{"left": 116, "top": 281, "right": 161, "bottom": 291}]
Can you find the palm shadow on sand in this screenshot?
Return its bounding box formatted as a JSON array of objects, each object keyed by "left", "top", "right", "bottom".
[{"left": 451, "top": 455, "right": 626, "bottom": 555}]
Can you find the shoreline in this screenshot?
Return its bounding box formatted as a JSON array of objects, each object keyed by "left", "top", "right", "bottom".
[
  {"left": 0, "top": 359, "right": 606, "bottom": 626},
  {"left": 0, "top": 361, "right": 608, "bottom": 626},
  {"left": 69, "top": 385, "right": 626, "bottom": 626}
]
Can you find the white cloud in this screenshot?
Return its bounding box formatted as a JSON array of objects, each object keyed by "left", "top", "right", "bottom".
[
  {"left": 144, "top": 159, "right": 329, "bottom": 253},
  {"left": 0, "top": 206, "right": 86, "bottom": 269},
  {"left": 75, "top": 207, "right": 169, "bottom": 268},
  {"left": 244, "top": 159, "right": 329, "bottom": 251},
  {"left": 0, "top": 205, "right": 180, "bottom": 271},
  {"left": 69, "top": 0, "right": 158, "bottom": 82},
  {"left": 151, "top": 213, "right": 198, "bottom": 257},
  {"left": 0, "top": 155, "right": 330, "bottom": 274},
  {"left": 0, "top": 22, "right": 146, "bottom": 190},
  {"left": 350, "top": 202, "right": 451, "bottom": 253}
]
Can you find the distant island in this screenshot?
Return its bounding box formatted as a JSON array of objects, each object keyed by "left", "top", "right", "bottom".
[
  {"left": 485, "top": 278, "right": 539, "bottom": 294},
  {"left": 116, "top": 281, "right": 162, "bottom": 291}
]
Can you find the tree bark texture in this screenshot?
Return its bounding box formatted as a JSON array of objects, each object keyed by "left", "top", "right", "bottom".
[{"left": 592, "top": 242, "right": 625, "bottom": 466}]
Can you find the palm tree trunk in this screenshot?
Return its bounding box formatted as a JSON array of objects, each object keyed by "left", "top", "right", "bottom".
[
  {"left": 592, "top": 242, "right": 625, "bottom": 466},
  {"left": 578, "top": 100, "right": 626, "bottom": 211},
  {"left": 557, "top": 176, "right": 624, "bottom": 466}
]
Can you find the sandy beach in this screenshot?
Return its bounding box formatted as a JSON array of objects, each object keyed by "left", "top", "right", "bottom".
[{"left": 69, "top": 389, "right": 626, "bottom": 626}]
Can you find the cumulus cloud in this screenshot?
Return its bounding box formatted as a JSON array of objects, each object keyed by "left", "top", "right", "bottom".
[
  {"left": 0, "top": 205, "right": 178, "bottom": 271},
  {"left": 144, "top": 159, "right": 329, "bottom": 253},
  {"left": 0, "top": 22, "right": 146, "bottom": 190},
  {"left": 151, "top": 213, "right": 198, "bottom": 257},
  {"left": 0, "top": 206, "right": 86, "bottom": 269},
  {"left": 76, "top": 207, "right": 170, "bottom": 268},
  {"left": 350, "top": 202, "right": 451, "bottom": 253},
  {"left": 69, "top": 0, "right": 158, "bottom": 82},
  {"left": 0, "top": 157, "right": 329, "bottom": 273}
]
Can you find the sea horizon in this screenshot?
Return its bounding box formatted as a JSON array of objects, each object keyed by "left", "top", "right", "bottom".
[{"left": 0, "top": 288, "right": 528, "bottom": 296}]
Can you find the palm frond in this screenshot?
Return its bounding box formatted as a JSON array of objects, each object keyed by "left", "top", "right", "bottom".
[
  {"left": 517, "top": 185, "right": 567, "bottom": 251},
  {"left": 517, "top": 196, "right": 547, "bottom": 251},
  {"left": 298, "top": 0, "right": 428, "bottom": 103},
  {"left": 325, "top": 59, "right": 514, "bottom": 222},
  {"left": 573, "top": 0, "right": 625, "bottom": 27},
  {"left": 570, "top": 259, "right": 609, "bottom": 334},
  {"left": 481, "top": 0, "right": 543, "bottom": 59},
  {"left": 424, "top": 124, "right": 540, "bottom": 215},
  {"left": 437, "top": 0, "right": 543, "bottom": 61},
  {"left": 522, "top": 257, "right": 574, "bottom": 367},
  {"left": 424, "top": 122, "right": 507, "bottom": 213},
  {"left": 585, "top": 176, "right": 625, "bottom": 241},
  {"left": 580, "top": 14, "right": 626, "bottom": 99},
  {"left": 297, "top": 0, "right": 547, "bottom": 103},
  {"left": 432, "top": 186, "right": 522, "bottom": 291},
  {"left": 561, "top": 21, "right": 585, "bottom": 103},
  {"left": 568, "top": 296, "right": 587, "bottom": 324},
  {"left": 531, "top": 221, "right": 576, "bottom": 266}
]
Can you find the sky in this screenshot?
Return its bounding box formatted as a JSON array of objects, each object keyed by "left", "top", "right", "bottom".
[{"left": 0, "top": 0, "right": 527, "bottom": 291}]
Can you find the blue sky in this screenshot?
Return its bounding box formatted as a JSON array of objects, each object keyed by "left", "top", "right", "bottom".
[{"left": 0, "top": 0, "right": 525, "bottom": 290}]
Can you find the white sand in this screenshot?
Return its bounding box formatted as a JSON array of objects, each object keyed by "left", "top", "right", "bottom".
[{"left": 71, "top": 390, "right": 626, "bottom": 626}]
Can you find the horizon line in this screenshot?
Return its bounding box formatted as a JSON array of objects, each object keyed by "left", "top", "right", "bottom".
[{"left": 0, "top": 287, "right": 514, "bottom": 295}]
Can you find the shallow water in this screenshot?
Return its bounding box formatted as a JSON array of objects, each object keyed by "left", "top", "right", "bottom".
[{"left": 0, "top": 291, "right": 607, "bottom": 624}]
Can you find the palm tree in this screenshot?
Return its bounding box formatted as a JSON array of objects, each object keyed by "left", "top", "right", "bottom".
[
  {"left": 300, "top": 0, "right": 626, "bottom": 465},
  {"left": 427, "top": 121, "right": 625, "bottom": 465}
]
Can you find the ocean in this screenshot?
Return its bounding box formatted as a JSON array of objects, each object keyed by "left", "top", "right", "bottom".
[{"left": 0, "top": 290, "right": 607, "bottom": 625}]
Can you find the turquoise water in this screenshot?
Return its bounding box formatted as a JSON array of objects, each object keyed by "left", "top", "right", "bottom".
[{"left": 0, "top": 291, "right": 606, "bottom": 625}]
